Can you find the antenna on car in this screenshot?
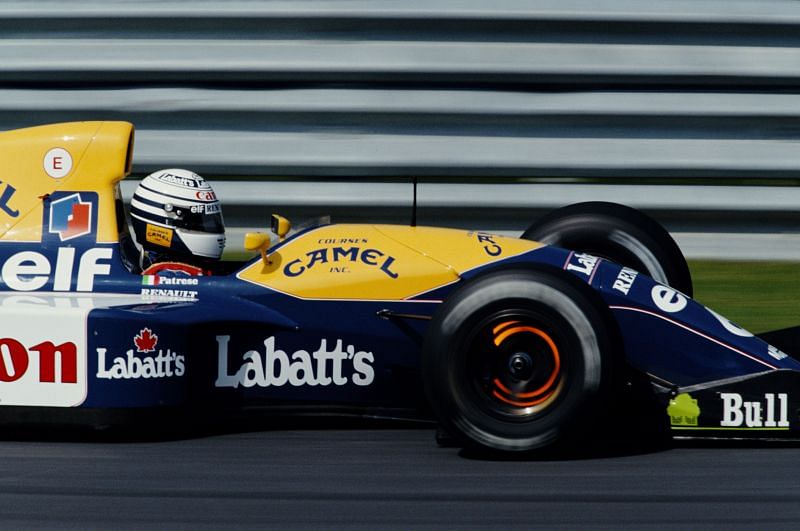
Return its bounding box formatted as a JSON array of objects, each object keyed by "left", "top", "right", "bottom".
[{"left": 411, "top": 177, "right": 418, "bottom": 227}]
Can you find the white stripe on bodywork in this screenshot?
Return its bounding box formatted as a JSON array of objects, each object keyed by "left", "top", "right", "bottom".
[{"left": 609, "top": 305, "right": 777, "bottom": 370}]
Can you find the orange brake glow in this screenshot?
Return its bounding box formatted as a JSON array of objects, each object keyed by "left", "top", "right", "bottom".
[{"left": 491, "top": 326, "right": 561, "bottom": 397}]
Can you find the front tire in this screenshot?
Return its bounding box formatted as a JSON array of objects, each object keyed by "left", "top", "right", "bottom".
[
  {"left": 422, "top": 266, "right": 619, "bottom": 454},
  {"left": 522, "top": 201, "right": 693, "bottom": 297}
]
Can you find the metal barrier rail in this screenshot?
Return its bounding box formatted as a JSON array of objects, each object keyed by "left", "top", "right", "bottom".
[
  {"left": 6, "top": 3, "right": 800, "bottom": 257},
  {"left": 119, "top": 180, "right": 800, "bottom": 235},
  {"left": 1, "top": 1, "right": 800, "bottom": 179},
  {"left": 118, "top": 181, "right": 800, "bottom": 261},
  {"left": 7, "top": 88, "right": 800, "bottom": 178},
  {"left": 119, "top": 181, "right": 800, "bottom": 211}
]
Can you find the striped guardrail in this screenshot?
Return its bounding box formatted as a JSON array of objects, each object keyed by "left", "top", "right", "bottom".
[
  {"left": 5, "top": 0, "right": 800, "bottom": 259},
  {"left": 0, "top": 1, "right": 799, "bottom": 179},
  {"left": 119, "top": 181, "right": 800, "bottom": 260}
]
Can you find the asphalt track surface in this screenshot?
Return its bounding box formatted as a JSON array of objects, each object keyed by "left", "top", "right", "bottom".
[{"left": 2, "top": 423, "right": 800, "bottom": 530}]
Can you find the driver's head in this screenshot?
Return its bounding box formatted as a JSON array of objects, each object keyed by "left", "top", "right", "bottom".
[{"left": 130, "top": 169, "right": 225, "bottom": 263}]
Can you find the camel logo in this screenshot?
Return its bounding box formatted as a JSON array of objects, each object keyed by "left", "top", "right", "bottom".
[{"left": 668, "top": 393, "right": 701, "bottom": 427}]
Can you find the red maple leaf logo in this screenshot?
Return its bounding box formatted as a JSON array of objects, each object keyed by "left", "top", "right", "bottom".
[{"left": 134, "top": 328, "right": 158, "bottom": 353}]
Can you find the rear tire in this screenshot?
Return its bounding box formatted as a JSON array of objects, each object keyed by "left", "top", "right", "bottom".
[
  {"left": 522, "top": 201, "right": 692, "bottom": 297},
  {"left": 422, "top": 266, "right": 619, "bottom": 454}
]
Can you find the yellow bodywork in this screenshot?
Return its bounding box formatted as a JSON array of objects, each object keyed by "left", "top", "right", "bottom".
[
  {"left": 237, "top": 224, "right": 543, "bottom": 300},
  {"left": 0, "top": 120, "right": 542, "bottom": 301},
  {"left": 0, "top": 121, "right": 134, "bottom": 243}
]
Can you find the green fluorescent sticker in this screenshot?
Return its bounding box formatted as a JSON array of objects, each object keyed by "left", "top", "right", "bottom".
[{"left": 668, "top": 393, "right": 700, "bottom": 427}]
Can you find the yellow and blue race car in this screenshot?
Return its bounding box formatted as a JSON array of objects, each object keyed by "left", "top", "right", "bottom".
[{"left": 0, "top": 121, "right": 797, "bottom": 453}]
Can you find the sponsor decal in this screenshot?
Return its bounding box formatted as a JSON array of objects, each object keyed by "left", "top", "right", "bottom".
[
  {"left": 565, "top": 252, "right": 600, "bottom": 277},
  {"left": 96, "top": 327, "right": 185, "bottom": 380},
  {"left": 283, "top": 247, "right": 399, "bottom": 279},
  {"left": 720, "top": 392, "right": 789, "bottom": 428},
  {"left": 0, "top": 338, "right": 77, "bottom": 384},
  {"left": 154, "top": 172, "right": 205, "bottom": 189},
  {"left": 190, "top": 203, "right": 221, "bottom": 214},
  {"left": 651, "top": 285, "right": 687, "bottom": 313},
  {"left": 134, "top": 328, "right": 157, "bottom": 352},
  {"left": 146, "top": 223, "right": 173, "bottom": 247},
  {"left": 317, "top": 238, "right": 368, "bottom": 245},
  {"left": 49, "top": 193, "right": 93, "bottom": 241},
  {"left": 0, "top": 301, "right": 88, "bottom": 407},
  {"left": 612, "top": 267, "right": 638, "bottom": 295},
  {"left": 470, "top": 232, "right": 502, "bottom": 257},
  {"left": 194, "top": 190, "right": 217, "bottom": 202},
  {"left": 706, "top": 307, "right": 753, "bottom": 338},
  {"left": 215, "top": 336, "right": 375, "bottom": 389},
  {"left": 668, "top": 393, "right": 700, "bottom": 427},
  {"left": 0, "top": 247, "right": 111, "bottom": 291},
  {"left": 44, "top": 147, "right": 72, "bottom": 179},
  {"left": 0, "top": 180, "right": 19, "bottom": 218},
  {"left": 141, "top": 275, "right": 199, "bottom": 287},
  {"left": 140, "top": 288, "right": 197, "bottom": 300},
  {"left": 768, "top": 344, "right": 789, "bottom": 361}
]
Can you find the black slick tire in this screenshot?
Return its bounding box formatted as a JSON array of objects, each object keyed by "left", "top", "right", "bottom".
[
  {"left": 422, "top": 266, "right": 619, "bottom": 454},
  {"left": 522, "top": 201, "right": 692, "bottom": 297}
]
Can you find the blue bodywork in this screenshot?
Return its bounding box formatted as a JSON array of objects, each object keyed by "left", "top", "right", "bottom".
[{"left": 3, "top": 200, "right": 800, "bottom": 437}]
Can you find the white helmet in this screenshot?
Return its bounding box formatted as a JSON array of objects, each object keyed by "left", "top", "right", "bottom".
[{"left": 130, "top": 169, "right": 225, "bottom": 261}]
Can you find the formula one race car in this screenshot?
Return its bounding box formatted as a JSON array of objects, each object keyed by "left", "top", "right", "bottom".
[{"left": 1, "top": 121, "right": 799, "bottom": 453}]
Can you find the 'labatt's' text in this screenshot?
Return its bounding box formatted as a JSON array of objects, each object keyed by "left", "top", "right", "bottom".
[
  {"left": 215, "top": 335, "right": 374, "bottom": 388},
  {"left": 96, "top": 328, "right": 185, "bottom": 380}
]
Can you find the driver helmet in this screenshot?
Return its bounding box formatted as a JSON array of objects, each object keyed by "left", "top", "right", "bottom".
[{"left": 130, "top": 169, "right": 225, "bottom": 263}]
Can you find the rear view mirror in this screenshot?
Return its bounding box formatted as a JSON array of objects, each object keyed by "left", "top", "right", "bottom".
[
  {"left": 244, "top": 232, "right": 271, "bottom": 265},
  {"left": 271, "top": 214, "right": 291, "bottom": 240}
]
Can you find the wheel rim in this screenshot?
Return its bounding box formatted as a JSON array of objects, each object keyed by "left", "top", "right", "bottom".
[{"left": 467, "top": 315, "right": 567, "bottom": 418}]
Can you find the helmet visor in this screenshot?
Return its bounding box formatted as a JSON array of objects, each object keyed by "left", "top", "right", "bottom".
[{"left": 179, "top": 209, "right": 224, "bottom": 233}]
